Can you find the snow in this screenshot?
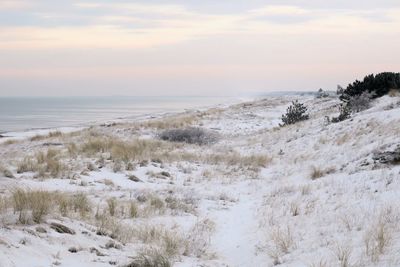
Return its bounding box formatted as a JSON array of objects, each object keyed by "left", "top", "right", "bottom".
[{"left": 1, "top": 94, "right": 400, "bottom": 266}]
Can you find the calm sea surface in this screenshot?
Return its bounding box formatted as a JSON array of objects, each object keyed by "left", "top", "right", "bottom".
[{"left": 0, "top": 96, "right": 237, "bottom": 133}]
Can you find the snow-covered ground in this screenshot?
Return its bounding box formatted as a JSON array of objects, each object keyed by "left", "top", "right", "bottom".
[{"left": 1, "top": 94, "right": 400, "bottom": 267}]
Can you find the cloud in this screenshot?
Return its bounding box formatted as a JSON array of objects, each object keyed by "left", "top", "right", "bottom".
[
  {"left": 75, "top": 2, "right": 189, "bottom": 16},
  {"left": 0, "top": 3, "right": 399, "bottom": 51}
]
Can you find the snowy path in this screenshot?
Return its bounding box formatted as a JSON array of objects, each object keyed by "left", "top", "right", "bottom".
[{"left": 209, "top": 183, "right": 266, "bottom": 267}]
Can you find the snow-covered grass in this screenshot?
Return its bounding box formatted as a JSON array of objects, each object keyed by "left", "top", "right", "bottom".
[{"left": 1, "top": 94, "right": 400, "bottom": 266}]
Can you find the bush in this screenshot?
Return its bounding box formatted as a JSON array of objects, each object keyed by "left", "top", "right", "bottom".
[
  {"left": 331, "top": 104, "right": 351, "bottom": 123},
  {"left": 280, "top": 100, "right": 309, "bottom": 126},
  {"left": 340, "top": 72, "right": 400, "bottom": 101},
  {"left": 316, "top": 88, "right": 329, "bottom": 98},
  {"left": 347, "top": 91, "right": 373, "bottom": 113},
  {"left": 159, "top": 127, "right": 218, "bottom": 145}
]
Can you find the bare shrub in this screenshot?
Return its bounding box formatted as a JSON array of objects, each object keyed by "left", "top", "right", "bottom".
[
  {"left": 331, "top": 104, "right": 351, "bottom": 123},
  {"left": 348, "top": 91, "right": 373, "bottom": 113},
  {"left": 159, "top": 127, "right": 218, "bottom": 145}
]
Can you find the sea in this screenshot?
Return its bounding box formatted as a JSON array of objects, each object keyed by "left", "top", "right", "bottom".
[{"left": 0, "top": 96, "right": 240, "bottom": 134}]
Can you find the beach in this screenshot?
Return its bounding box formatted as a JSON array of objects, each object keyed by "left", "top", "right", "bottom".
[{"left": 1, "top": 94, "right": 400, "bottom": 266}]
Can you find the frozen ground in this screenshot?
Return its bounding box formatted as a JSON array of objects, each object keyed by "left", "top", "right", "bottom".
[{"left": 1, "top": 94, "right": 400, "bottom": 267}]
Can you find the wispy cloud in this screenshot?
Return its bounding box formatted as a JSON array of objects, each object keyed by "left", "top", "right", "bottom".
[{"left": 1, "top": 3, "right": 399, "bottom": 50}]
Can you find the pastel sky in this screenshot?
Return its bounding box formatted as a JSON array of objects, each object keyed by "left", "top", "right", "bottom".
[{"left": 0, "top": 0, "right": 399, "bottom": 96}]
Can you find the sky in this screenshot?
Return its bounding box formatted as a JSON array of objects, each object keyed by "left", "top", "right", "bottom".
[{"left": 0, "top": 0, "right": 399, "bottom": 97}]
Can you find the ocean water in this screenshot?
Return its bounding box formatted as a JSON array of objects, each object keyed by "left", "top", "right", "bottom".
[{"left": 0, "top": 96, "right": 236, "bottom": 133}]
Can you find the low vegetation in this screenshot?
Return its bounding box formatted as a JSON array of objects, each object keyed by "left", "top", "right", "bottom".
[
  {"left": 159, "top": 127, "right": 219, "bottom": 145},
  {"left": 339, "top": 72, "right": 400, "bottom": 101},
  {"left": 280, "top": 100, "right": 309, "bottom": 126}
]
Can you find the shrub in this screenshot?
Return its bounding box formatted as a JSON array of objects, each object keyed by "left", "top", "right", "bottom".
[
  {"left": 316, "top": 88, "right": 329, "bottom": 98},
  {"left": 347, "top": 91, "right": 373, "bottom": 112},
  {"left": 280, "top": 100, "right": 309, "bottom": 126},
  {"left": 331, "top": 104, "right": 351, "bottom": 123},
  {"left": 158, "top": 127, "right": 218, "bottom": 145},
  {"left": 340, "top": 72, "right": 400, "bottom": 101}
]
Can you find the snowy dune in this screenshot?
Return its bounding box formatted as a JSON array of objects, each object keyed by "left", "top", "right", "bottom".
[{"left": 1, "top": 94, "right": 400, "bottom": 267}]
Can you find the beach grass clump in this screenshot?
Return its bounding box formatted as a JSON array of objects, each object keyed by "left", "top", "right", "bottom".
[
  {"left": 11, "top": 189, "right": 92, "bottom": 224},
  {"left": 80, "top": 137, "right": 166, "bottom": 163},
  {"left": 16, "top": 149, "right": 65, "bottom": 178},
  {"left": 159, "top": 127, "right": 219, "bottom": 145},
  {"left": 206, "top": 153, "right": 271, "bottom": 168},
  {"left": 12, "top": 189, "right": 53, "bottom": 224},
  {"left": 30, "top": 131, "right": 63, "bottom": 142},
  {"left": 123, "top": 248, "right": 172, "bottom": 267}
]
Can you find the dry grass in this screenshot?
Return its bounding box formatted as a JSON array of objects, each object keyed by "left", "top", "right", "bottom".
[
  {"left": 2, "top": 139, "right": 18, "bottom": 146},
  {"left": 12, "top": 189, "right": 52, "bottom": 224},
  {"left": 80, "top": 137, "right": 167, "bottom": 164},
  {"left": 123, "top": 248, "right": 172, "bottom": 267},
  {"left": 17, "top": 149, "right": 65, "bottom": 178},
  {"left": 364, "top": 219, "right": 392, "bottom": 262},
  {"left": 206, "top": 153, "right": 272, "bottom": 169},
  {"left": 310, "top": 166, "right": 336, "bottom": 180},
  {"left": 30, "top": 131, "right": 62, "bottom": 142},
  {"left": 336, "top": 133, "right": 351, "bottom": 146},
  {"left": 388, "top": 89, "right": 400, "bottom": 97},
  {"left": 267, "top": 225, "right": 295, "bottom": 264},
  {"left": 184, "top": 219, "right": 215, "bottom": 258},
  {"left": 138, "top": 113, "right": 200, "bottom": 130},
  {"left": 107, "top": 197, "right": 117, "bottom": 216},
  {"left": 333, "top": 244, "right": 352, "bottom": 267},
  {"left": 8, "top": 189, "right": 92, "bottom": 224}
]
